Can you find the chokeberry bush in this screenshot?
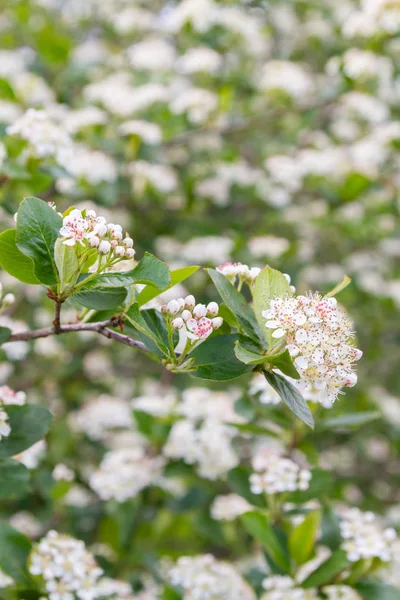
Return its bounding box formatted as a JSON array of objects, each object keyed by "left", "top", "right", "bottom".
[{"left": 0, "top": 1, "right": 399, "bottom": 600}]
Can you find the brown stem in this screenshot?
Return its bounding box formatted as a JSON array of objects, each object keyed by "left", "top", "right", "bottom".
[
  {"left": 8, "top": 319, "right": 148, "bottom": 352},
  {"left": 52, "top": 301, "right": 62, "bottom": 334}
]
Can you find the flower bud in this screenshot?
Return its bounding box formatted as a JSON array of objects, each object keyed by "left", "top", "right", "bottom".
[
  {"left": 172, "top": 317, "right": 184, "bottom": 330},
  {"left": 212, "top": 317, "right": 223, "bottom": 329},
  {"left": 193, "top": 303, "right": 207, "bottom": 318},
  {"left": 184, "top": 295, "right": 195, "bottom": 309},
  {"left": 207, "top": 301, "right": 219, "bottom": 316},
  {"left": 110, "top": 239, "right": 118, "bottom": 248},
  {"left": 2, "top": 293, "right": 15, "bottom": 308},
  {"left": 123, "top": 237, "right": 134, "bottom": 248},
  {"left": 112, "top": 230, "right": 123, "bottom": 241},
  {"left": 181, "top": 310, "right": 192, "bottom": 321},
  {"left": 114, "top": 246, "right": 125, "bottom": 257},
  {"left": 345, "top": 372, "right": 358, "bottom": 387},
  {"left": 86, "top": 210, "right": 97, "bottom": 219},
  {"left": 88, "top": 235, "right": 100, "bottom": 248},
  {"left": 125, "top": 248, "right": 135, "bottom": 259},
  {"left": 94, "top": 223, "right": 107, "bottom": 237},
  {"left": 161, "top": 304, "right": 168, "bottom": 314},
  {"left": 98, "top": 240, "right": 111, "bottom": 255},
  {"left": 166, "top": 299, "right": 180, "bottom": 315},
  {"left": 177, "top": 298, "right": 185, "bottom": 311}
]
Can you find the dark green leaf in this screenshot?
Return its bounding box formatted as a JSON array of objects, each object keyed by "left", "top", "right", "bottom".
[
  {"left": 16, "top": 197, "right": 62, "bottom": 285},
  {"left": 84, "top": 252, "right": 170, "bottom": 290},
  {"left": 227, "top": 466, "right": 267, "bottom": 508},
  {"left": 289, "top": 470, "right": 334, "bottom": 503},
  {"left": 263, "top": 371, "right": 314, "bottom": 429},
  {"left": 252, "top": 266, "right": 291, "bottom": 345},
  {"left": 207, "top": 269, "right": 262, "bottom": 342},
  {"left": 136, "top": 265, "right": 200, "bottom": 307},
  {"left": 0, "top": 521, "right": 31, "bottom": 585},
  {"left": 234, "top": 341, "right": 267, "bottom": 365},
  {"left": 0, "top": 405, "right": 53, "bottom": 458},
  {"left": 302, "top": 550, "right": 348, "bottom": 588},
  {"left": 267, "top": 349, "right": 300, "bottom": 379},
  {"left": 190, "top": 334, "right": 253, "bottom": 381},
  {"left": 241, "top": 511, "right": 290, "bottom": 572},
  {"left": 125, "top": 304, "right": 169, "bottom": 354},
  {"left": 0, "top": 326, "right": 11, "bottom": 345},
  {"left": 74, "top": 287, "right": 128, "bottom": 310},
  {"left": 356, "top": 582, "right": 400, "bottom": 600},
  {"left": 0, "top": 229, "right": 40, "bottom": 284},
  {"left": 0, "top": 458, "right": 30, "bottom": 499}
]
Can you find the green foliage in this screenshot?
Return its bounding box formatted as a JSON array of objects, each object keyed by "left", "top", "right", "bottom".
[
  {"left": 302, "top": 550, "right": 349, "bottom": 588},
  {"left": 136, "top": 266, "right": 200, "bottom": 307},
  {"left": 0, "top": 458, "right": 30, "bottom": 499},
  {"left": 0, "top": 229, "right": 40, "bottom": 284},
  {"left": 0, "top": 326, "right": 11, "bottom": 344},
  {"left": 252, "top": 266, "right": 292, "bottom": 345},
  {"left": 263, "top": 371, "right": 314, "bottom": 429},
  {"left": 190, "top": 334, "right": 254, "bottom": 381},
  {"left": 73, "top": 286, "right": 128, "bottom": 310},
  {"left": 0, "top": 405, "right": 53, "bottom": 458},
  {"left": 0, "top": 521, "right": 32, "bottom": 585},
  {"left": 83, "top": 252, "right": 170, "bottom": 290},
  {"left": 240, "top": 511, "right": 290, "bottom": 572},
  {"left": 289, "top": 510, "right": 321, "bottom": 565}
]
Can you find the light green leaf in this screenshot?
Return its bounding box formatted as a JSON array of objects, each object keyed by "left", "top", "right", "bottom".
[
  {"left": 0, "top": 229, "right": 40, "bottom": 284},
  {"left": 207, "top": 269, "right": 262, "bottom": 342},
  {"left": 289, "top": 510, "right": 321, "bottom": 565},
  {"left": 267, "top": 349, "right": 300, "bottom": 379},
  {"left": 16, "top": 196, "right": 62, "bottom": 285},
  {"left": 240, "top": 511, "right": 290, "bottom": 572},
  {"left": 83, "top": 252, "right": 170, "bottom": 290},
  {"left": 263, "top": 371, "right": 314, "bottom": 429},
  {"left": 319, "top": 412, "right": 380, "bottom": 431},
  {"left": 234, "top": 340, "right": 267, "bottom": 365},
  {"left": 0, "top": 405, "right": 53, "bottom": 458},
  {"left": 190, "top": 334, "right": 254, "bottom": 381},
  {"left": 0, "top": 326, "right": 11, "bottom": 345},
  {"left": 0, "top": 458, "right": 30, "bottom": 499},
  {"left": 74, "top": 287, "right": 128, "bottom": 310},
  {"left": 302, "top": 550, "right": 348, "bottom": 588},
  {"left": 136, "top": 265, "right": 200, "bottom": 307},
  {"left": 325, "top": 275, "right": 352, "bottom": 298},
  {"left": 0, "top": 521, "right": 31, "bottom": 585},
  {"left": 253, "top": 266, "right": 291, "bottom": 345},
  {"left": 54, "top": 238, "right": 79, "bottom": 292}
]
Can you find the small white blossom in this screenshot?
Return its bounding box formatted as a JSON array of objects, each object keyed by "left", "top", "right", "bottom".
[
  {"left": 340, "top": 508, "right": 397, "bottom": 563},
  {"left": 211, "top": 494, "right": 252, "bottom": 521},
  {"left": 250, "top": 449, "right": 311, "bottom": 495}
]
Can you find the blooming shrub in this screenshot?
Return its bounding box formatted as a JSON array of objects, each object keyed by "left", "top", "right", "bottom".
[{"left": 0, "top": 1, "right": 399, "bottom": 599}]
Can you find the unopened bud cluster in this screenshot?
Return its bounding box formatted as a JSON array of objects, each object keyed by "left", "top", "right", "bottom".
[
  {"left": 59, "top": 208, "right": 135, "bottom": 260},
  {"left": 29, "top": 530, "right": 103, "bottom": 600},
  {"left": 162, "top": 295, "right": 223, "bottom": 341},
  {"left": 217, "top": 262, "right": 261, "bottom": 285},
  {"left": 250, "top": 450, "right": 311, "bottom": 495},
  {"left": 263, "top": 293, "right": 362, "bottom": 404}
]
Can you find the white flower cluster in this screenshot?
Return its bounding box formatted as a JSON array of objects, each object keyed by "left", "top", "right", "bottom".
[
  {"left": 29, "top": 530, "right": 103, "bottom": 600},
  {"left": 250, "top": 449, "right": 311, "bottom": 495},
  {"left": 0, "top": 384, "right": 27, "bottom": 441},
  {"left": 60, "top": 208, "right": 135, "bottom": 261},
  {"left": 322, "top": 586, "right": 362, "bottom": 600},
  {"left": 340, "top": 508, "right": 397, "bottom": 562},
  {"left": 6, "top": 108, "right": 72, "bottom": 163},
  {"left": 261, "top": 576, "right": 317, "bottom": 600},
  {"left": 0, "top": 568, "right": 14, "bottom": 589},
  {"left": 163, "top": 295, "right": 223, "bottom": 341},
  {"left": 217, "top": 262, "right": 261, "bottom": 285},
  {"left": 89, "top": 447, "right": 165, "bottom": 502},
  {"left": 211, "top": 493, "right": 252, "bottom": 521},
  {"left": 69, "top": 395, "right": 133, "bottom": 441},
  {"left": 163, "top": 419, "right": 238, "bottom": 480},
  {"left": 0, "top": 409, "right": 11, "bottom": 441},
  {"left": 263, "top": 293, "right": 362, "bottom": 404},
  {"left": 168, "top": 554, "right": 256, "bottom": 600},
  {"left": 95, "top": 577, "right": 133, "bottom": 599},
  {"left": 178, "top": 387, "right": 242, "bottom": 424}
]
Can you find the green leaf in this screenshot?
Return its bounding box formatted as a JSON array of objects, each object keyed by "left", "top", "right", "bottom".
[
  {"left": 289, "top": 470, "right": 334, "bottom": 504},
  {"left": 0, "top": 521, "right": 31, "bottom": 585},
  {"left": 325, "top": 275, "right": 351, "bottom": 298},
  {"left": 0, "top": 326, "right": 11, "bottom": 345},
  {"left": 321, "top": 506, "right": 342, "bottom": 550},
  {"left": 218, "top": 304, "right": 240, "bottom": 328},
  {"left": 74, "top": 287, "right": 128, "bottom": 310},
  {"left": 289, "top": 510, "right": 321, "bottom": 565},
  {"left": 263, "top": 371, "right": 314, "bottom": 429},
  {"left": 227, "top": 467, "right": 267, "bottom": 508},
  {"left": 319, "top": 412, "right": 380, "bottom": 431},
  {"left": 0, "top": 229, "right": 40, "bottom": 284},
  {"left": 84, "top": 252, "right": 170, "bottom": 290},
  {"left": 302, "top": 549, "right": 349, "bottom": 588},
  {"left": 16, "top": 197, "right": 62, "bottom": 285},
  {"left": 0, "top": 458, "right": 30, "bottom": 499},
  {"left": 356, "top": 582, "right": 400, "bottom": 600},
  {"left": 190, "top": 334, "right": 254, "bottom": 381},
  {"left": 207, "top": 269, "right": 262, "bottom": 342},
  {"left": 162, "top": 587, "right": 182, "bottom": 600},
  {"left": 136, "top": 265, "right": 200, "bottom": 307},
  {"left": 234, "top": 340, "right": 267, "bottom": 365},
  {"left": 240, "top": 511, "right": 290, "bottom": 572},
  {"left": 267, "top": 349, "right": 300, "bottom": 379},
  {"left": 125, "top": 304, "right": 169, "bottom": 354},
  {"left": 54, "top": 238, "right": 79, "bottom": 292},
  {"left": 253, "top": 266, "right": 291, "bottom": 345},
  {"left": 0, "top": 405, "right": 53, "bottom": 458}
]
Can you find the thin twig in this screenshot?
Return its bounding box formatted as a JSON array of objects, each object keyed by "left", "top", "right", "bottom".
[
  {"left": 8, "top": 319, "right": 148, "bottom": 352},
  {"left": 52, "top": 301, "right": 62, "bottom": 334}
]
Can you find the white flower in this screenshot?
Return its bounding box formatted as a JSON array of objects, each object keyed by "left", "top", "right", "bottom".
[
  {"left": 340, "top": 508, "right": 397, "bottom": 563},
  {"left": 211, "top": 494, "right": 252, "bottom": 521},
  {"left": 0, "top": 409, "right": 11, "bottom": 440},
  {"left": 260, "top": 61, "right": 314, "bottom": 100},
  {"left": 59, "top": 209, "right": 89, "bottom": 246},
  {"left": 52, "top": 463, "right": 74, "bottom": 482},
  {"left": 262, "top": 293, "right": 362, "bottom": 404},
  {"left": 250, "top": 449, "right": 311, "bottom": 495}
]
